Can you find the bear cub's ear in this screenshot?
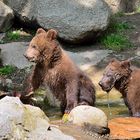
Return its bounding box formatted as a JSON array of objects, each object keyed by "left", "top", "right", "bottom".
[
  {"left": 110, "top": 58, "right": 117, "bottom": 63},
  {"left": 36, "top": 28, "right": 46, "bottom": 35},
  {"left": 46, "top": 29, "right": 58, "bottom": 41},
  {"left": 121, "top": 60, "right": 131, "bottom": 68}
]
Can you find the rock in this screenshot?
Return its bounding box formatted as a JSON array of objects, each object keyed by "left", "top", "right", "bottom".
[
  {"left": 68, "top": 105, "right": 108, "bottom": 127},
  {"left": 0, "top": 96, "right": 75, "bottom": 140},
  {"left": 0, "top": 1, "right": 14, "bottom": 32},
  {"left": 67, "top": 49, "right": 112, "bottom": 71},
  {"left": 0, "top": 77, "right": 13, "bottom": 91},
  {"left": 0, "top": 48, "right": 2, "bottom": 67},
  {"left": 134, "top": 0, "right": 140, "bottom": 11},
  {"left": 0, "top": 76, "right": 5, "bottom": 90},
  {"left": 104, "top": 0, "right": 127, "bottom": 13},
  {"left": 0, "top": 42, "right": 31, "bottom": 69},
  {"left": 109, "top": 117, "right": 140, "bottom": 139},
  {"left": 31, "top": 88, "right": 61, "bottom": 108},
  {"left": 3, "top": 0, "right": 110, "bottom": 44},
  {"left": 0, "top": 33, "right": 5, "bottom": 41},
  {"left": 105, "top": 0, "right": 140, "bottom": 13}
]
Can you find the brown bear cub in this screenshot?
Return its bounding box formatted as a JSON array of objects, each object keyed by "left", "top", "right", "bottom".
[
  {"left": 99, "top": 58, "right": 140, "bottom": 117},
  {"left": 24, "top": 28, "right": 96, "bottom": 114}
]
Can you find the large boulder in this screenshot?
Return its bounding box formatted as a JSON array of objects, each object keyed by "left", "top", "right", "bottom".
[
  {"left": 0, "top": 96, "right": 75, "bottom": 140},
  {"left": 3, "top": 0, "right": 110, "bottom": 44},
  {"left": 0, "top": 1, "right": 14, "bottom": 32}
]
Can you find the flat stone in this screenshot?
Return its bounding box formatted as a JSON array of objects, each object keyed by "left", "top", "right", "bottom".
[{"left": 109, "top": 117, "right": 140, "bottom": 139}]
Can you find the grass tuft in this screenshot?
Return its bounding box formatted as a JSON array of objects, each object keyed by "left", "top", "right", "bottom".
[
  {"left": 101, "top": 33, "right": 132, "bottom": 51},
  {"left": 0, "top": 65, "right": 16, "bottom": 75},
  {"left": 6, "top": 30, "right": 20, "bottom": 41}
]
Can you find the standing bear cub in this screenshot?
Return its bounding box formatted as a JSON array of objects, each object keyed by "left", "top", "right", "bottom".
[
  {"left": 99, "top": 58, "right": 140, "bottom": 117},
  {"left": 24, "top": 28, "right": 96, "bottom": 114}
]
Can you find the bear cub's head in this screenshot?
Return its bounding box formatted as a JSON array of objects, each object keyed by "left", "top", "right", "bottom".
[
  {"left": 99, "top": 58, "right": 131, "bottom": 92},
  {"left": 24, "top": 28, "right": 58, "bottom": 63}
]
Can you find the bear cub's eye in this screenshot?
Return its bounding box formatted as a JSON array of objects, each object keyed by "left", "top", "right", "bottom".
[{"left": 32, "top": 45, "right": 37, "bottom": 49}]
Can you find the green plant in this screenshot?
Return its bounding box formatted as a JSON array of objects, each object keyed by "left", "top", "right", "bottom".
[
  {"left": 101, "top": 33, "right": 132, "bottom": 51},
  {"left": 6, "top": 30, "right": 20, "bottom": 41},
  {"left": 0, "top": 65, "right": 16, "bottom": 75}
]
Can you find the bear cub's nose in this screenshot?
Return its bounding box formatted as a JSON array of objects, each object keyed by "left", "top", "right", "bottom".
[{"left": 98, "top": 81, "right": 103, "bottom": 87}]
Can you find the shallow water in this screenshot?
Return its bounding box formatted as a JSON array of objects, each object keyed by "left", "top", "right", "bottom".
[
  {"left": 96, "top": 91, "right": 129, "bottom": 119},
  {"left": 45, "top": 97, "right": 128, "bottom": 140},
  {"left": 97, "top": 100, "right": 128, "bottom": 120},
  {"left": 45, "top": 98, "right": 128, "bottom": 121}
]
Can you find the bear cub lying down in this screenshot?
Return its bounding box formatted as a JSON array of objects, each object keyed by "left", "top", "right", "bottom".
[
  {"left": 24, "top": 28, "right": 96, "bottom": 114},
  {"left": 99, "top": 58, "right": 140, "bottom": 117}
]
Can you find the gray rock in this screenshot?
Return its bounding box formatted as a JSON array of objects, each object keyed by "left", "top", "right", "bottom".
[
  {"left": 0, "top": 77, "right": 13, "bottom": 91},
  {"left": 0, "top": 48, "right": 2, "bottom": 67},
  {"left": 67, "top": 49, "right": 112, "bottom": 71},
  {"left": 134, "top": 0, "right": 140, "bottom": 11},
  {"left": 0, "top": 1, "right": 14, "bottom": 32},
  {"left": 0, "top": 42, "right": 32, "bottom": 69},
  {"left": 104, "top": 0, "right": 127, "bottom": 13},
  {"left": 105, "top": 0, "right": 140, "bottom": 13},
  {"left": 3, "top": 0, "right": 110, "bottom": 44},
  {"left": 32, "top": 88, "right": 61, "bottom": 108},
  {"left": 0, "top": 33, "right": 5, "bottom": 41},
  {"left": 0, "top": 96, "right": 75, "bottom": 140}
]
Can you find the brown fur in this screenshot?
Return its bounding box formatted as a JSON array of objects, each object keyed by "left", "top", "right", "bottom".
[
  {"left": 99, "top": 58, "right": 140, "bottom": 117},
  {"left": 24, "top": 28, "right": 95, "bottom": 114}
]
